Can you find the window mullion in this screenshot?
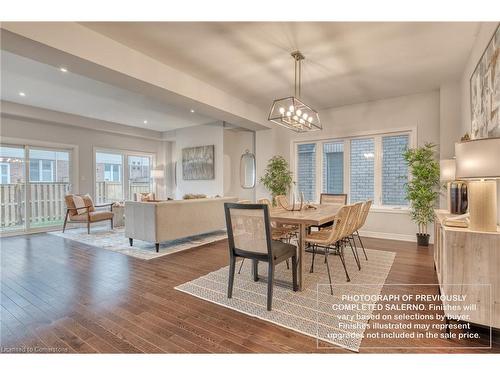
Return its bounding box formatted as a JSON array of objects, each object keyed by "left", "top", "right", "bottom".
[{"left": 374, "top": 136, "right": 382, "bottom": 206}]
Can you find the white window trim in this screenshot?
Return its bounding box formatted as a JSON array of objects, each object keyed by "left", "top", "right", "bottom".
[
  {"left": 292, "top": 128, "right": 416, "bottom": 210},
  {"left": 0, "top": 163, "right": 11, "bottom": 184}
]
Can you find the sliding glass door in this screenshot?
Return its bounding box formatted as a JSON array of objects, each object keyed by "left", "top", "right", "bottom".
[
  {"left": 0, "top": 145, "right": 26, "bottom": 232},
  {"left": 0, "top": 143, "right": 73, "bottom": 233},
  {"left": 128, "top": 155, "right": 152, "bottom": 200},
  {"left": 95, "top": 151, "right": 124, "bottom": 204},
  {"left": 95, "top": 149, "right": 154, "bottom": 203},
  {"left": 28, "top": 148, "right": 72, "bottom": 228}
]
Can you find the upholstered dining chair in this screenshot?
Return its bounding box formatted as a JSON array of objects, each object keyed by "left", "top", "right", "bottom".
[
  {"left": 305, "top": 205, "right": 352, "bottom": 292},
  {"left": 237, "top": 198, "right": 293, "bottom": 274},
  {"left": 63, "top": 194, "right": 114, "bottom": 234},
  {"left": 353, "top": 200, "right": 372, "bottom": 261},
  {"left": 224, "top": 202, "right": 298, "bottom": 311}
]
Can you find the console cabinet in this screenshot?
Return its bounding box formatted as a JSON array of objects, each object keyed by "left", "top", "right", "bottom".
[{"left": 434, "top": 209, "right": 500, "bottom": 329}]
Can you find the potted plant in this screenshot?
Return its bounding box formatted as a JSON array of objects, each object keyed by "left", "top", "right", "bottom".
[
  {"left": 403, "top": 143, "right": 440, "bottom": 246},
  {"left": 260, "top": 156, "right": 293, "bottom": 205}
]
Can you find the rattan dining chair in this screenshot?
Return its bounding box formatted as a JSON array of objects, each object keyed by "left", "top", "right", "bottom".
[
  {"left": 344, "top": 202, "right": 364, "bottom": 270},
  {"left": 353, "top": 200, "right": 372, "bottom": 261},
  {"left": 309, "top": 193, "right": 349, "bottom": 231},
  {"left": 305, "top": 205, "right": 352, "bottom": 293},
  {"left": 224, "top": 203, "right": 298, "bottom": 311}
]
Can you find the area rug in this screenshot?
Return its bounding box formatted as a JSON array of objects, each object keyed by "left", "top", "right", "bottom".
[
  {"left": 49, "top": 226, "right": 227, "bottom": 260},
  {"left": 175, "top": 248, "right": 395, "bottom": 352}
]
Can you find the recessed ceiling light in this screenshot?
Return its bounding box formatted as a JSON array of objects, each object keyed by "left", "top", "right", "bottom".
[
  {"left": 19, "top": 92, "right": 26, "bottom": 97},
  {"left": 60, "top": 67, "right": 68, "bottom": 73},
  {"left": 143, "top": 120, "right": 148, "bottom": 124},
  {"left": 190, "top": 109, "right": 195, "bottom": 113}
]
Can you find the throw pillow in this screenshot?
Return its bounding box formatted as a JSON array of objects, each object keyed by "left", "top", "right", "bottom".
[{"left": 72, "top": 195, "right": 87, "bottom": 215}]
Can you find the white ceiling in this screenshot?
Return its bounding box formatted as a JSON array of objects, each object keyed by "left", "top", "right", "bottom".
[
  {"left": 0, "top": 50, "right": 214, "bottom": 131},
  {"left": 82, "top": 22, "right": 481, "bottom": 110}
]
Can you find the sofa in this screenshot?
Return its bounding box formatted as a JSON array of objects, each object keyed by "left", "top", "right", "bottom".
[{"left": 125, "top": 197, "right": 237, "bottom": 252}]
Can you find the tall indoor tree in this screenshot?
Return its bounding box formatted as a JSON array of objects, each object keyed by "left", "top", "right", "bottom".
[
  {"left": 260, "top": 156, "right": 293, "bottom": 205},
  {"left": 403, "top": 143, "right": 440, "bottom": 246}
]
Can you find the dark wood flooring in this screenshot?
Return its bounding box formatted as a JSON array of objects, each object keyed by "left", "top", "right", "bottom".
[{"left": 0, "top": 233, "right": 498, "bottom": 353}]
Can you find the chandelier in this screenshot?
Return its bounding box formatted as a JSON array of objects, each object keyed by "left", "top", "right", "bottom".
[{"left": 268, "top": 51, "right": 321, "bottom": 132}]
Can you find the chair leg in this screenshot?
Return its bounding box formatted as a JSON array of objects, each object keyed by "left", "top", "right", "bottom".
[
  {"left": 155, "top": 243, "right": 160, "bottom": 252},
  {"left": 62, "top": 212, "right": 69, "bottom": 233},
  {"left": 129, "top": 238, "right": 133, "bottom": 246},
  {"left": 291, "top": 255, "right": 298, "bottom": 292},
  {"left": 325, "top": 249, "right": 334, "bottom": 295},
  {"left": 237, "top": 258, "right": 245, "bottom": 274},
  {"left": 228, "top": 256, "right": 236, "bottom": 299},
  {"left": 267, "top": 263, "right": 274, "bottom": 311},
  {"left": 348, "top": 236, "right": 361, "bottom": 270},
  {"left": 87, "top": 221, "right": 90, "bottom": 234},
  {"left": 356, "top": 230, "right": 368, "bottom": 260},
  {"left": 310, "top": 244, "right": 316, "bottom": 273},
  {"left": 351, "top": 235, "right": 362, "bottom": 270},
  {"left": 285, "top": 259, "right": 290, "bottom": 270},
  {"left": 339, "top": 243, "right": 351, "bottom": 282},
  {"left": 110, "top": 217, "right": 114, "bottom": 230},
  {"left": 252, "top": 260, "right": 259, "bottom": 281}
]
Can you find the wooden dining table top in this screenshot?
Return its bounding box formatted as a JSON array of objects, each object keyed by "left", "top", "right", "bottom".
[{"left": 269, "top": 204, "right": 342, "bottom": 226}]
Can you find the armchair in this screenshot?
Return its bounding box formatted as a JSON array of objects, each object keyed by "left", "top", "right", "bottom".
[{"left": 62, "top": 194, "right": 114, "bottom": 234}]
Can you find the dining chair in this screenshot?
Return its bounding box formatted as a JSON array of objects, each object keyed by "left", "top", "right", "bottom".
[
  {"left": 344, "top": 202, "right": 364, "bottom": 270},
  {"left": 320, "top": 193, "right": 348, "bottom": 205},
  {"left": 310, "top": 193, "right": 349, "bottom": 232},
  {"left": 353, "top": 200, "right": 372, "bottom": 260},
  {"left": 224, "top": 203, "right": 298, "bottom": 311},
  {"left": 305, "top": 205, "right": 352, "bottom": 292},
  {"left": 274, "top": 195, "right": 289, "bottom": 209},
  {"left": 236, "top": 198, "right": 292, "bottom": 274}
]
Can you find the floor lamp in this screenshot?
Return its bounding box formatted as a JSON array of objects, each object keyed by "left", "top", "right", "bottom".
[{"left": 455, "top": 137, "right": 500, "bottom": 232}]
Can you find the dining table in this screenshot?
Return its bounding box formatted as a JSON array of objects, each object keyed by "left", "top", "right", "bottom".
[{"left": 269, "top": 203, "right": 342, "bottom": 291}]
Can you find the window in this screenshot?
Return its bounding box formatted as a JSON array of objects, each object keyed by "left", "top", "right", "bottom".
[
  {"left": 0, "top": 163, "right": 11, "bottom": 184},
  {"left": 104, "top": 164, "right": 121, "bottom": 182},
  {"left": 95, "top": 150, "right": 154, "bottom": 203},
  {"left": 29, "top": 159, "right": 54, "bottom": 182},
  {"left": 297, "top": 143, "right": 316, "bottom": 202},
  {"left": 323, "top": 141, "right": 344, "bottom": 194},
  {"left": 350, "top": 138, "right": 375, "bottom": 202},
  {"left": 96, "top": 152, "right": 124, "bottom": 203},
  {"left": 294, "top": 130, "right": 412, "bottom": 208},
  {"left": 382, "top": 134, "right": 409, "bottom": 206},
  {"left": 128, "top": 155, "right": 153, "bottom": 197}
]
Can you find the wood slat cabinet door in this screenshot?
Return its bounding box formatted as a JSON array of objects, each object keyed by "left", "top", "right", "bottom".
[{"left": 443, "top": 229, "right": 500, "bottom": 328}]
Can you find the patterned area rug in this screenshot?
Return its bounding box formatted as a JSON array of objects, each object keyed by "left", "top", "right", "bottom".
[
  {"left": 50, "top": 226, "right": 227, "bottom": 260},
  {"left": 175, "top": 248, "right": 395, "bottom": 352}
]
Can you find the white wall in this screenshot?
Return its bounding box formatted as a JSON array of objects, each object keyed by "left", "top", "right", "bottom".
[
  {"left": 255, "top": 91, "right": 441, "bottom": 242},
  {"left": 459, "top": 22, "right": 500, "bottom": 223},
  {"left": 1, "top": 105, "right": 170, "bottom": 199},
  {"left": 174, "top": 122, "right": 224, "bottom": 199},
  {"left": 223, "top": 128, "right": 255, "bottom": 201}
]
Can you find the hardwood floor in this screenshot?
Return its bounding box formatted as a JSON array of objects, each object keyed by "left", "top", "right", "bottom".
[{"left": 0, "top": 233, "right": 498, "bottom": 353}]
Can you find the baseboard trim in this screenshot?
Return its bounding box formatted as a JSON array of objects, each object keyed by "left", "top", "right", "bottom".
[{"left": 359, "top": 230, "right": 434, "bottom": 245}]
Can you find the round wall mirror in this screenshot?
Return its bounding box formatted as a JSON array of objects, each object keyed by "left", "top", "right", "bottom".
[{"left": 240, "top": 150, "right": 256, "bottom": 189}]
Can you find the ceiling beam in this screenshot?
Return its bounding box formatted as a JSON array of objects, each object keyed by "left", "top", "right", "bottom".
[{"left": 1, "top": 23, "right": 271, "bottom": 132}]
